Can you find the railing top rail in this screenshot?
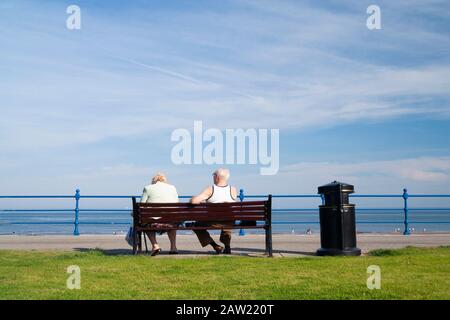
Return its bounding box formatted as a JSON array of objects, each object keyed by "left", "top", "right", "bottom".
[
  {"left": 0, "top": 196, "right": 74, "bottom": 199},
  {"left": 407, "top": 195, "right": 450, "bottom": 198},
  {"left": 246, "top": 194, "right": 320, "bottom": 198},
  {"left": 350, "top": 194, "right": 403, "bottom": 198},
  {"left": 1, "top": 194, "right": 450, "bottom": 199}
]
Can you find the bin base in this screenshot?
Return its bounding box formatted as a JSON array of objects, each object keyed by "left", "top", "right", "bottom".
[{"left": 316, "top": 247, "right": 361, "bottom": 256}]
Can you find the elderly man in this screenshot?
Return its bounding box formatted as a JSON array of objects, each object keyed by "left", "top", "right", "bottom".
[{"left": 190, "top": 168, "right": 237, "bottom": 254}]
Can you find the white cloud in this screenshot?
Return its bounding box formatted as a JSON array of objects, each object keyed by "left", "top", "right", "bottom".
[
  {"left": 1, "top": 1, "right": 449, "bottom": 143},
  {"left": 283, "top": 157, "right": 450, "bottom": 182},
  {"left": 0, "top": 0, "right": 449, "bottom": 197},
  {"left": 1, "top": 157, "right": 449, "bottom": 199},
  {"left": 255, "top": 157, "right": 450, "bottom": 198}
]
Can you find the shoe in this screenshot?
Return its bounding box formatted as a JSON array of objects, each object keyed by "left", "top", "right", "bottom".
[
  {"left": 169, "top": 251, "right": 179, "bottom": 255},
  {"left": 213, "top": 245, "right": 224, "bottom": 254},
  {"left": 223, "top": 246, "right": 231, "bottom": 254},
  {"left": 151, "top": 248, "right": 161, "bottom": 256}
]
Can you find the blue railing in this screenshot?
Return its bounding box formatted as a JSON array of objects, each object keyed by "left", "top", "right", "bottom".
[{"left": 1, "top": 188, "right": 449, "bottom": 236}]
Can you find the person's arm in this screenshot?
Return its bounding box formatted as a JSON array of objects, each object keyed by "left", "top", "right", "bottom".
[
  {"left": 231, "top": 186, "right": 238, "bottom": 201},
  {"left": 190, "top": 186, "right": 213, "bottom": 204},
  {"left": 172, "top": 186, "right": 180, "bottom": 203},
  {"left": 140, "top": 187, "right": 149, "bottom": 203}
]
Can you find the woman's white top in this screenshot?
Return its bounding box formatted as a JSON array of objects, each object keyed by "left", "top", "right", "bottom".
[
  {"left": 140, "top": 181, "right": 179, "bottom": 203},
  {"left": 206, "top": 185, "right": 236, "bottom": 203}
]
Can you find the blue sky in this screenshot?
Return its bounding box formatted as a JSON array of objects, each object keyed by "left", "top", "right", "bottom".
[{"left": 1, "top": 0, "right": 450, "bottom": 197}]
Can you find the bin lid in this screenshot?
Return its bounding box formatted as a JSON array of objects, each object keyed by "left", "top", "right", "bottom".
[{"left": 318, "top": 181, "right": 354, "bottom": 194}]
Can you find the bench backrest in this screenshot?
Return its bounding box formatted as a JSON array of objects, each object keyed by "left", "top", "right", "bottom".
[{"left": 132, "top": 197, "right": 272, "bottom": 226}]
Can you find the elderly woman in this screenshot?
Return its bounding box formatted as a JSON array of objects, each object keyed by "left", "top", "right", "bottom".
[{"left": 140, "top": 173, "right": 179, "bottom": 256}]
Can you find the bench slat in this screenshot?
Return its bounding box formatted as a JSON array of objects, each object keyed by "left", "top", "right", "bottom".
[
  {"left": 140, "top": 215, "right": 265, "bottom": 221},
  {"left": 138, "top": 206, "right": 266, "bottom": 214},
  {"left": 137, "top": 201, "right": 267, "bottom": 208},
  {"left": 138, "top": 210, "right": 265, "bottom": 216},
  {"left": 140, "top": 215, "right": 265, "bottom": 223},
  {"left": 138, "top": 211, "right": 266, "bottom": 217},
  {"left": 137, "top": 225, "right": 267, "bottom": 231}
]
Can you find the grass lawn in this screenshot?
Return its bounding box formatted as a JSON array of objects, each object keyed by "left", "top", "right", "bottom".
[{"left": 0, "top": 246, "right": 449, "bottom": 300}]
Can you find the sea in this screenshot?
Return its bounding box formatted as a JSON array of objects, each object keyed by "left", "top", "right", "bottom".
[{"left": 0, "top": 209, "right": 449, "bottom": 235}]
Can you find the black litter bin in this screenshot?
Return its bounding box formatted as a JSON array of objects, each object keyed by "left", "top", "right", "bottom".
[{"left": 316, "top": 181, "right": 361, "bottom": 256}]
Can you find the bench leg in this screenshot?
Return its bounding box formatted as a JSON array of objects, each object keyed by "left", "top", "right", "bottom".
[
  {"left": 143, "top": 232, "right": 149, "bottom": 254},
  {"left": 132, "top": 229, "right": 138, "bottom": 255},
  {"left": 138, "top": 231, "right": 143, "bottom": 254},
  {"left": 265, "top": 226, "right": 273, "bottom": 257}
]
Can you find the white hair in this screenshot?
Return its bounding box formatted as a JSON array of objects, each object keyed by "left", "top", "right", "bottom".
[
  {"left": 214, "top": 168, "right": 230, "bottom": 181},
  {"left": 151, "top": 172, "right": 167, "bottom": 184}
]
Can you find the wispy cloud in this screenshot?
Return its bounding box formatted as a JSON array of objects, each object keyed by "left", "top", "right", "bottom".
[
  {"left": 1, "top": 1, "right": 449, "bottom": 148},
  {"left": 0, "top": 0, "right": 449, "bottom": 194},
  {"left": 283, "top": 157, "right": 450, "bottom": 183},
  {"left": 234, "top": 157, "right": 450, "bottom": 196}
]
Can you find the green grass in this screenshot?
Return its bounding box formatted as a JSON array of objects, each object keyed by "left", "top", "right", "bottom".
[{"left": 0, "top": 246, "right": 449, "bottom": 300}]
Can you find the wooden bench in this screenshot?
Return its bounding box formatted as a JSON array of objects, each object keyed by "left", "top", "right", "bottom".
[{"left": 131, "top": 195, "right": 273, "bottom": 257}]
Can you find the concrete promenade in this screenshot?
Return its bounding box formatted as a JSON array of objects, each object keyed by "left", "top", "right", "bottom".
[{"left": 0, "top": 233, "right": 449, "bottom": 257}]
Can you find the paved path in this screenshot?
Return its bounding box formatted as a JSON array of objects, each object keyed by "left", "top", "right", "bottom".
[{"left": 0, "top": 233, "right": 449, "bottom": 257}]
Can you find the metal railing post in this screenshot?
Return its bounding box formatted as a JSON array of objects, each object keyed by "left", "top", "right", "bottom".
[
  {"left": 403, "top": 188, "right": 410, "bottom": 235},
  {"left": 239, "top": 188, "right": 245, "bottom": 236},
  {"left": 74, "top": 189, "right": 80, "bottom": 236}
]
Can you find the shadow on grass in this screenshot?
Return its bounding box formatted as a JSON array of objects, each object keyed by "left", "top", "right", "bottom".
[
  {"left": 368, "top": 248, "right": 404, "bottom": 256},
  {"left": 74, "top": 248, "right": 223, "bottom": 256},
  {"left": 232, "top": 247, "right": 317, "bottom": 256},
  {"left": 73, "top": 247, "right": 317, "bottom": 257},
  {"left": 368, "top": 245, "right": 450, "bottom": 256}
]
